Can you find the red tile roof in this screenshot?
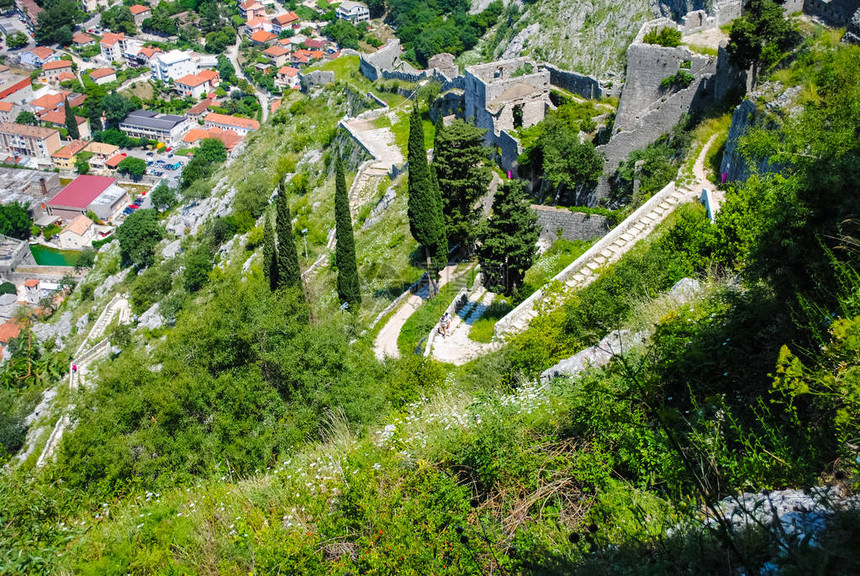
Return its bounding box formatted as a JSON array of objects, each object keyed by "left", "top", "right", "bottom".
[
  {"left": 0, "top": 102, "right": 13, "bottom": 112},
  {"left": 51, "top": 140, "right": 88, "bottom": 159},
  {"left": 24, "top": 279, "right": 39, "bottom": 287},
  {"left": 29, "top": 91, "right": 68, "bottom": 112},
  {"left": 249, "top": 30, "right": 276, "bottom": 43},
  {"left": 138, "top": 46, "right": 161, "bottom": 59},
  {"left": 272, "top": 11, "right": 299, "bottom": 25},
  {"left": 104, "top": 153, "right": 125, "bottom": 168},
  {"left": 100, "top": 32, "right": 125, "bottom": 47},
  {"left": 73, "top": 32, "right": 94, "bottom": 45},
  {"left": 187, "top": 98, "right": 214, "bottom": 116},
  {"left": 89, "top": 68, "right": 116, "bottom": 80},
  {"left": 40, "top": 109, "right": 85, "bottom": 126},
  {"left": 42, "top": 60, "right": 72, "bottom": 71},
  {"left": 48, "top": 175, "right": 117, "bottom": 209},
  {"left": 57, "top": 72, "right": 76, "bottom": 82},
  {"left": 204, "top": 112, "right": 259, "bottom": 131},
  {"left": 264, "top": 45, "right": 289, "bottom": 57},
  {"left": 304, "top": 39, "right": 326, "bottom": 49},
  {"left": 129, "top": 4, "right": 151, "bottom": 14},
  {"left": 28, "top": 46, "right": 54, "bottom": 60},
  {"left": 277, "top": 66, "right": 299, "bottom": 77}
]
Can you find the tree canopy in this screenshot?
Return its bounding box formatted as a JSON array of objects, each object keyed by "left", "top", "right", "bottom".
[
  {"left": 334, "top": 159, "right": 361, "bottom": 310},
  {"left": 432, "top": 119, "right": 491, "bottom": 248},
  {"left": 476, "top": 180, "right": 539, "bottom": 296},
  {"left": 117, "top": 157, "right": 147, "bottom": 180},
  {"left": 117, "top": 209, "right": 162, "bottom": 268},
  {"left": 34, "top": 0, "right": 83, "bottom": 46},
  {"left": 0, "top": 202, "right": 32, "bottom": 240},
  {"left": 728, "top": 0, "right": 797, "bottom": 80},
  {"left": 406, "top": 106, "right": 447, "bottom": 270}
]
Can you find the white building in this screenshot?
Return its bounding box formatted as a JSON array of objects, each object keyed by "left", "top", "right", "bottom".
[
  {"left": 119, "top": 110, "right": 190, "bottom": 144},
  {"left": 100, "top": 33, "right": 127, "bottom": 63},
  {"left": 57, "top": 214, "right": 95, "bottom": 249},
  {"left": 149, "top": 50, "right": 196, "bottom": 83},
  {"left": 336, "top": 0, "right": 369, "bottom": 22}
]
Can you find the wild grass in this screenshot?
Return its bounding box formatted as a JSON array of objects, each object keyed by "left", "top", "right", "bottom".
[{"left": 468, "top": 299, "right": 512, "bottom": 342}]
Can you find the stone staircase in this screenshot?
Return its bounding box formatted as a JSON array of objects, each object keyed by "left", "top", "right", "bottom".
[{"left": 495, "top": 182, "right": 696, "bottom": 336}]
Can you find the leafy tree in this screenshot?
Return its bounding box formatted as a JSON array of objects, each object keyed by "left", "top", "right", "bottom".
[
  {"left": 142, "top": 11, "right": 179, "bottom": 36},
  {"left": 5, "top": 32, "right": 27, "bottom": 50},
  {"left": 477, "top": 180, "right": 539, "bottom": 296},
  {"left": 406, "top": 106, "right": 447, "bottom": 272},
  {"left": 14, "top": 111, "right": 37, "bottom": 126},
  {"left": 74, "top": 248, "right": 95, "bottom": 271},
  {"left": 542, "top": 130, "right": 604, "bottom": 205},
  {"left": 184, "top": 244, "right": 212, "bottom": 292},
  {"left": 75, "top": 153, "right": 91, "bottom": 174},
  {"left": 101, "top": 5, "right": 136, "bottom": 35},
  {"left": 117, "top": 156, "right": 147, "bottom": 180},
  {"left": 150, "top": 183, "right": 176, "bottom": 212},
  {"left": 34, "top": 0, "right": 83, "bottom": 46},
  {"left": 334, "top": 159, "right": 361, "bottom": 310},
  {"left": 54, "top": 25, "right": 73, "bottom": 46},
  {"left": 197, "top": 138, "right": 227, "bottom": 163},
  {"left": 100, "top": 91, "right": 137, "bottom": 128},
  {"left": 0, "top": 282, "right": 16, "bottom": 295},
  {"left": 117, "top": 209, "right": 161, "bottom": 268},
  {"left": 275, "top": 184, "right": 302, "bottom": 290},
  {"left": 324, "top": 19, "right": 360, "bottom": 50},
  {"left": 263, "top": 211, "right": 278, "bottom": 291},
  {"left": 432, "top": 119, "right": 491, "bottom": 247},
  {"left": 64, "top": 98, "right": 80, "bottom": 140},
  {"left": 728, "top": 0, "right": 796, "bottom": 84},
  {"left": 0, "top": 202, "right": 32, "bottom": 240}
]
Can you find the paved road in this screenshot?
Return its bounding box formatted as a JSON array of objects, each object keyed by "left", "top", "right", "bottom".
[{"left": 227, "top": 37, "right": 269, "bottom": 123}]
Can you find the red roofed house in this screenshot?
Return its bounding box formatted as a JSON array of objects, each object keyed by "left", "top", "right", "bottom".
[
  {"left": 46, "top": 175, "right": 128, "bottom": 222},
  {"left": 263, "top": 45, "right": 290, "bottom": 67},
  {"left": 270, "top": 98, "right": 281, "bottom": 114},
  {"left": 275, "top": 66, "right": 300, "bottom": 90},
  {"left": 245, "top": 16, "right": 272, "bottom": 34},
  {"left": 73, "top": 32, "right": 95, "bottom": 47},
  {"left": 41, "top": 60, "right": 73, "bottom": 86},
  {"left": 104, "top": 153, "right": 125, "bottom": 172},
  {"left": 20, "top": 46, "right": 56, "bottom": 69},
  {"left": 129, "top": 4, "right": 152, "bottom": 26},
  {"left": 239, "top": 0, "right": 265, "bottom": 19},
  {"left": 89, "top": 68, "right": 118, "bottom": 85},
  {"left": 0, "top": 102, "right": 20, "bottom": 124},
  {"left": 271, "top": 11, "right": 299, "bottom": 34},
  {"left": 249, "top": 30, "right": 277, "bottom": 46},
  {"left": 183, "top": 126, "right": 241, "bottom": 153},
  {"left": 15, "top": 0, "right": 42, "bottom": 32},
  {"left": 27, "top": 91, "right": 86, "bottom": 117},
  {"left": 100, "top": 33, "right": 127, "bottom": 63},
  {"left": 186, "top": 98, "right": 215, "bottom": 120},
  {"left": 40, "top": 109, "right": 92, "bottom": 140},
  {"left": 175, "top": 70, "right": 219, "bottom": 99},
  {"left": 304, "top": 38, "right": 328, "bottom": 50},
  {"left": 58, "top": 214, "right": 95, "bottom": 249},
  {"left": 51, "top": 139, "right": 88, "bottom": 171},
  {"left": 203, "top": 112, "right": 259, "bottom": 136}
]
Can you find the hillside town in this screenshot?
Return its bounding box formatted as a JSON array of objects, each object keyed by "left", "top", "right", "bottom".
[{"left": 0, "top": 0, "right": 366, "bottom": 332}]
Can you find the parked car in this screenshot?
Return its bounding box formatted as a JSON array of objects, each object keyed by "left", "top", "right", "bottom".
[{"left": 146, "top": 151, "right": 154, "bottom": 157}]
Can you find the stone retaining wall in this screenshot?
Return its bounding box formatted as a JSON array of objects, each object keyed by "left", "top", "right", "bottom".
[{"left": 533, "top": 205, "right": 611, "bottom": 244}]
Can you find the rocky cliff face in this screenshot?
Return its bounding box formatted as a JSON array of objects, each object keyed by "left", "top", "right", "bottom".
[{"left": 478, "top": 0, "right": 718, "bottom": 78}]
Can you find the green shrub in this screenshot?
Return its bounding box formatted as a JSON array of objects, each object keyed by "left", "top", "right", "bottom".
[{"left": 643, "top": 26, "right": 682, "bottom": 47}]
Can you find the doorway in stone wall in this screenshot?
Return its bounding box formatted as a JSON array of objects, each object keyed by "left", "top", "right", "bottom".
[{"left": 512, "top": 104, "right": 524, "bottom": 129}]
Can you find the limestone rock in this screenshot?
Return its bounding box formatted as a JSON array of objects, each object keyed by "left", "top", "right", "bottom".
[
  {"left": 501, "top": 23, "right": 540, "bottom": 60},
  {"left": 845, "top": 8, "right": 860, "bottom": 45},
  {"left": 362, "top": 187, "right": 397, "bottom": 230},
  {"left": 162, "top": 239, "right": 182, "bottom": 260},
  {"left": 540, "top": 329, "right": 647, "bottom": 383},
  {"left": 32, "top": 311, "right": 74, "bottom": 348},
  {"left": 75, "top": 313, "right": 89, "bottom": 333},
  {"left": 165, "top": 187, "right": 238, "bottom": 238},
  {"left": 24, "top": 388, "right": 57, "bottom": 426},
  {"left": 668, "top": 277, "right": 702, "bottom": 303},
  {"left": 242, "top": 253, "right": 257, "bottom": 273},
  {"left": 94, "top": 269, "right": 129, "bottom": 300},
  {"left": 138, "top": 303, "right": 164, "bottom": 331}
]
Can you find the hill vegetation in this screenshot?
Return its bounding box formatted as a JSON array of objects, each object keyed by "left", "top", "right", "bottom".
[{"left": 0, "top": 16, "right": 859, "bottom": 576}]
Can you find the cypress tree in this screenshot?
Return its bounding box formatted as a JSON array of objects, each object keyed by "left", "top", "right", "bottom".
[
  {"left": 334, "top": 158, "right": 361, "bottom": 310},
  {"left": 476, "top": 180, "right": 539, "bottom": 296},
  {"left": 275, "top": 183, "right": 302, "bottom": 290},
  {"left": 406, "top": 105, "right": 447, "bottom": 271},
  {"left": 262, "top": 212, "right": 277, "bottom": 291},
  {"left": 64, "top": 97, "right": 80, "bottom": 140}
]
